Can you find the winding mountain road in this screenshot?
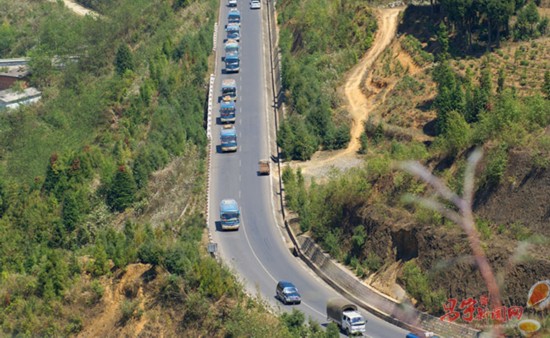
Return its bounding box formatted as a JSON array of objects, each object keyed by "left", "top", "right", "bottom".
[{"left": 207, "top": 1, "right": 408, "bottom": 337}]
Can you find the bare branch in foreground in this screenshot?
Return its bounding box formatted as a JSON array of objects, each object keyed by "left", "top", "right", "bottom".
[{"left": 400, "top": 148, "right": 503, "bottom": 337}]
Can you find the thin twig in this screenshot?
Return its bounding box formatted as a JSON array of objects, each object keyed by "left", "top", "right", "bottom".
[{"left": 401, "top": 148, "right": 503, "bottom": 337}]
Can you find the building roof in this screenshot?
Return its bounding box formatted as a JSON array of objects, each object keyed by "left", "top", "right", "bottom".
[
  {"left": 0, "top": 65, "right": 30, "bottom": 79},
  {"left": 0, "top": 87, "right": 41, "bottom": 104},
  {"left": 0, "top": 58, "right": 30, "bottom": 67}
]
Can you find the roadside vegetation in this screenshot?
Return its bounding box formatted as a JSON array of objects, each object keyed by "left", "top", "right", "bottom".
[
  {"left": 0, "top": 0, "right": 365, "bottom": 336},
  {"left": 283, "top": 1, "right": 550, "bottom": 329},
  {"left": 276, "top": 0, "right": 377, "bottom": 160}
]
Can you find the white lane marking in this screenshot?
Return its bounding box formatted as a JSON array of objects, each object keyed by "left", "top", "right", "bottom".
[
  {"left": 240, "top": 213, "right": 324, "bottom": 318},
  {"left": 252, "top": 0, "right": 325, "bottom": 319}
]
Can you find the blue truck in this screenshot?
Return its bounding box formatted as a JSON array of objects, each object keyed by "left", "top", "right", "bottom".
[
  {"left": 224, "top": 40, "right": 240, "bottom": 73},
  {"left": 220, "top": 199, "right": 240, "bottom": 230},
  {"left": 221, "top": 78, "right": 237, "bottom": 101},
  {"left": 225, "top": 53, "right": 240, "bottom": 73},
  {"left": 227, "top": 9, "right": 241, "bottom": 25},
  {"left": 226, "top": 23, "right": 240, "bottom": 42},
  {"left": 220, "top": 125, "right": 237, "bottom": 152},
  {"left": 220, "top": 98, "right": 236, "bottom": 123},
  {"left": 224, "top": 39, "right": 239, "bottom": 55}
]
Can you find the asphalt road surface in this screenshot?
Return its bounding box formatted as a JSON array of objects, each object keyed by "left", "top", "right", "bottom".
[{"left": 207, "top": 1, "right": 409, "bottom": 337}]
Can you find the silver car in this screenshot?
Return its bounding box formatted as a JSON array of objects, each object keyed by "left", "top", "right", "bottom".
[{"left": 250, "top": 0, "right": 260, "bottom": 9}]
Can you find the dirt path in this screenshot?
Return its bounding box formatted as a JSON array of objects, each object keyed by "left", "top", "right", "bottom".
[
  {"left": 290, "top": 7, "right": 403, "bottom": 178},
  {"left": 345, "top": 7, "right": 402, "bottom": 154},
  {"left": 49, "top": 0, "right": 100, "bottom": 17},
  {"left": 78, "top": 264, "right": 151, "bottom": 338}
]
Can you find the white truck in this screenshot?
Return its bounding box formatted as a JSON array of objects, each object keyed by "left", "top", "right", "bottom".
[{"left": 326, "top": 298, "right": 367, "bottom": 336}]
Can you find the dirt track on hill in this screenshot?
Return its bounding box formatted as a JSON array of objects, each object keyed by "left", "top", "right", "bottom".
[{"left": 290, "top": 7, "right": 403, "bottom": 178}]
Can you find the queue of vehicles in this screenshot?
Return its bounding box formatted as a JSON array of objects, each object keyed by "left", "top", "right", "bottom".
[{"left": 216, "top": 1, "right": 374, "bottom": 336}]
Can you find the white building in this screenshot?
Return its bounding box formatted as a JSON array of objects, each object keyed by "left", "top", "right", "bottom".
[{"left": 0, "top": 87, "right": 42, "bottom": 110}]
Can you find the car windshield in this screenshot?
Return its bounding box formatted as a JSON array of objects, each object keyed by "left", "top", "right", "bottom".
[
  {"left": 221, "top": 212, "right": 239, "bottom": 219},
  {"left": 226, "top": 46, "right": 238, "bottom": 54},
  {"left": 221, "top": 135, "right": 236, "bottom": 142},
  {"left": 283, "top": 287, "right": 298, "bottom": 294},
  {"left": 351, "top": 317, "right": 365, "bottom": 325}
]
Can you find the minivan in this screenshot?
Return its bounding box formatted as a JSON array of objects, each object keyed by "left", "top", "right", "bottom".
[{"left": 276, "top": 281, "right": 301, "bottom": 305}]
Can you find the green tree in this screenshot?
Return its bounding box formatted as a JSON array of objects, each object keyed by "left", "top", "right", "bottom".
[
  {"left": 351, "top": 225, "right": 367, "bottom": 255},
  {"left": 43, "top": 153, "right": 66, "bottom": 195},
  {"left": 538, "top": 16, "right": 549, "bottom": 36},
  {"left": 281, "top": 309, "right": 306, "bottom": 335},
  {"left": 436, "top": 110, "right": 471, "bottom": 155},
  {"left": 277, "top": 120, "right": 295, "bottom": 160},
  {"left": 325, "top": 322, "right": 340, "bottom": 337},
  {"left": 543, "top": 70, "right": 550, "bottom": 100},
  {"left": 37, "top": 250, "right": 69, "bottom": 299},
  {"left": 114, "top": 44, "right": 135, "bottom": 75},
  {"left": 482, "top": 0, "right": 515, "bottom": 48},
  {"left": 107, "top": 165, "right": 137, "bottom": 212},
  {"left": 497, "top": 68, "right": 506, "bottom": 93},
  {"left": 0, "top": 22, "right": 15, "bottom": 57},
  {"left": 514, "top": 1, "right": 541, "bottom": 40},
  {"left": 91, "top": 244, "right": 110, "bottom": 277},
  {"left": 482, "top": 144, "right": 508, "bottom": 188},
  {"left": 62, "top": 192, "right": 80, "bottom": 233},
  {"left": 436, "top": 22, "right": 450, "bottom": 61}
]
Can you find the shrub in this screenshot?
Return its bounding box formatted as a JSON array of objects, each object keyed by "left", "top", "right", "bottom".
[
  {"left": 120, "top": 299, "right": 142, "bottom": 324},
  {"left": 89, "top": 280, "right": 105, "bottom": 304},
  {"left": 323, "top": 230, "right": 342, "bottom": 260},
  {"left": 475, "top": 219, "right": 493, "bottom": 240},
  {"left": 481, "top": 144, "right": 508, "bottom": 189},
  {"left": 401, "top": 261, "right": 445, "bottom": 313},
  {"left": 365, "top": 252, "right": 383, "bottom": 272}
]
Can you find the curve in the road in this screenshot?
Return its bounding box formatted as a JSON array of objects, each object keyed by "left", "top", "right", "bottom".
[{"left": 207, "top": 1, "right": 408, "bottom": 337}]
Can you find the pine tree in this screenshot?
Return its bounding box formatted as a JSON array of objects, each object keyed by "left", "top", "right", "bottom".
[
  {"left": 497, "top": 68, "right": 506, "bottom": 93},
  {"left": 107, "top": 166, "right": 137, "bottom": 212},
  {"left": 91, "top": 244, "right": 110, "bottom": 277},
  {"left": 62, "top": 192, "right": 80, "bottom": 232},
  {"left": 114, "top": 44, "right": 135, "bottom": 75},
  {"left": 436, "top": 22, "right": 450, "bottom": 61},
  {"left": 440, "top": 110, "right": 471, "bottom": 155},
  {"left": 543, "top": 70, "right": 550, "bottom": 100}
]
